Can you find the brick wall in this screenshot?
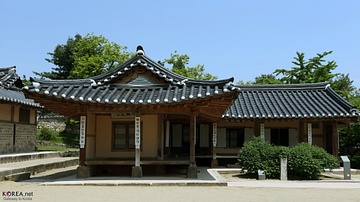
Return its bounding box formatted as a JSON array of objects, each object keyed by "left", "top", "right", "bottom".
[
  {"left": 14, "top": 124, "right": 36, "bottom": 153},
  {"left": 0, "top": 122, "right": 37, "bottom": 154},
  {"left": 0, "top": 122, "right": 14, "bottom": 153}
]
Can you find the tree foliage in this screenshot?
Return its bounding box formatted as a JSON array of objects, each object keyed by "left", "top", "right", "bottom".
[
  {"left": 339, "top": 122, "right": 360, "bottom": 157},
  {"left": 253, "top": 74, "right": 282, "bottom": 84},
  {"left": 163, "top": 51, "right": 218, "bottom": 80},
  {"left": 35, "top": 34, "right": 132, "bottom": 79},
  {"left": 34, "top": 34, "right": 82, "bottom": 79},
  {"left": 70, "top": 34, "right": 132, "bottom": 78},
  {"left": 274, "top": 51, "right": 338, "bottom": 84}
]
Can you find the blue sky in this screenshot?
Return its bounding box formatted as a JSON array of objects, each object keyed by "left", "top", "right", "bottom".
[{"left": 1, "top": 1, "right": 359, "bottom": 87}]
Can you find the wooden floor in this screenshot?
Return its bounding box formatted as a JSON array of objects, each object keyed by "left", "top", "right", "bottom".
[{"left": 85, "top": 157, "right": 190, "bottom": 166}]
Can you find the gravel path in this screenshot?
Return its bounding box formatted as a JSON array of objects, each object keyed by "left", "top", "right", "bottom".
[{"left": 2, "top": 181, "right": 360, "bottom": 202}]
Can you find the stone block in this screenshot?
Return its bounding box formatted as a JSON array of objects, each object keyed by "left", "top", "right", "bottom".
[
  {"left": 131, "top": 166, "right": 143, "bottom": 178},
  {"left": 5, "top": 172, "right": 31, "bottom": 182},
  {"left": 187, "top": 165, "right": 198, "bottom": 178},
  {"left": 77, "top": 166, "right": 92, "bottom": 178}
]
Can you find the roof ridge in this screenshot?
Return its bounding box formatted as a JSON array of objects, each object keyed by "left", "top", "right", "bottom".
[
  {"left": 236, "top": 82, "right": 329, "bottom": 90},
  {"left": 31, "top": 46, "right": 235, "bottom": 88}
]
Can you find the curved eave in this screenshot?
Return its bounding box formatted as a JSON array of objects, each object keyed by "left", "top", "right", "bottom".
[
  {"left": 30, "top": 54, "right": 235, "bottom": 88},
  {"left": 25, "top": 89, "right": 238, "bottom": 118},
  {"left": 0, "top": 66, "right": 19, "bottom": 88},
  {"left": 24, "top": 83, "right": 237, "bottom": 105},
  {"left": 223, "top": 82, "right": 360, "bottom": 122}
]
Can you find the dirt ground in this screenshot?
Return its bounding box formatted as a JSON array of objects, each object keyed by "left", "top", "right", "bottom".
[{"left": 1, "top": 181, "right": 360, "bottom": 202}]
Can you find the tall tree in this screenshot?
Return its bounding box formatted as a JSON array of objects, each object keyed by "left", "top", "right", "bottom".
[
  {"left": 34, "top": 34, "right": 82, "bottom": 79},
  {"left": 253, "top": 74, "right": 282, "bottom": 84},
  {"left": 35, "top": 34, "right": 133, "bottom": 80},
  {"left": 331, "top": 73, "right": 355, "bottom": 100},
  {"left": 274, "top": 51, "right": 338, "bottom": 84},
  {"left": 163, "top": 51, "right": 217, "bottom": 80},
  {"left": 70, "top": 34, "right": 132, "bottom": 79}
]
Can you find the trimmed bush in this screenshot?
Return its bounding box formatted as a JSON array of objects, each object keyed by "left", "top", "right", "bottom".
[
  {"left": 238, "top": 138, "right": 339, "bottom": 180},
  {"left": 37, "top": 127, "right": 58, "bottom": 141},
  {"left": 349, "top": 156, "right": 360, "bottom": 169}
]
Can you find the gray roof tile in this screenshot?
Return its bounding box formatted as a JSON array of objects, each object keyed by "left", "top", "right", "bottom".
[
  {"left": 0, "top": 66, "right": 40, "bottom": 107},
  {"left": 223, "top": 83, "right": 359, "bottom": 119},
  {"left": 24, "top": 51, "right": 238, "bottom": 105}
]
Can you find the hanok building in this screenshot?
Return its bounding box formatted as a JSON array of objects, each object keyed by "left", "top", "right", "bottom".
[
  {"left": 0, "top": 66, "right": 40, "bottom": 154},
  {"left": 23, "top": 46, "right": 359, "bottom": 178}
]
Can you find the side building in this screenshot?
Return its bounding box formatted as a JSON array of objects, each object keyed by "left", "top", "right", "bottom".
[
  {"left": 23, "top": 46, "right": 359, "bottom": 178},
  {"left": 0, "top": 66, "right": 41, "bottom": 154}
]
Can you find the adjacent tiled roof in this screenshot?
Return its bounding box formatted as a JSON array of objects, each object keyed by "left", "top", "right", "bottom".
[
  {"left": 24, "top": 49, "right": 238, "bottom": 105},
  {"left": 0, "top": 66, "right": 41, "bottom": 107},
  {"left": 0, "top": 66, "right": 19, "bottom": 89},
  {"left": 0, "top": 88, "right": 40, "bottom": 107},
  {"left": 224, "top": 83, "right": 359, "bottom": 119}
]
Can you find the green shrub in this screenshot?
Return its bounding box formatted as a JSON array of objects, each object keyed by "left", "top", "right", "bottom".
[
  {"left": 59, "top": 130, "right": 79, "bottom": 147},
  {"left": 37, "top": 127, "right": 58, "bottom": 141},
  {"left": 238, "top": 138, "right": 339, "bottom": 180},
  {"left": 237, "top": 137, "right": 289, "bottom": 178},
  {"left": 349, "top": 156, "right": 360, "bottom": 169}
]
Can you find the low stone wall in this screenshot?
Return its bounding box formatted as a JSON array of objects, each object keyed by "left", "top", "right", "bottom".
[
  {"left": 36, "top": 140, "right": 67, "bottom": 147},
  {"left": 37, "top": 118, "right": 66, "bottom": 132}
]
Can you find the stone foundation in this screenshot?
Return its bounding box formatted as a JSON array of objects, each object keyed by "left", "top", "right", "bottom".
[
  {"left": 77, "top": 166, "right": 93, "bottom": 178},
  {"left": 187, "top": 164, "right": 198, "bottom": 178},
  {"left": 131, "top": 166, "right": 143, "bottom": 178}
]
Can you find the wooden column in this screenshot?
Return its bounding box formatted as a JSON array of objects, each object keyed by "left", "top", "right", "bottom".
[
  {"left": 211, "top": 123, "right": 218, "bottom": 168},
  {"left": 332, "top": 121, "right": 339, "bottom": 157},
  {"left": 132, "top": 116, "right": 143, "bottom": 177},
  {"left": 260, "top": 123, "right": 265, "bottom": 139},
  {"left": 307, "top": 123, "right": 312, "bottom": 145},
  {"left": 187, "top": 112, "right": 198, "bottom": 178},
  {"left": 165, "top": 120, "right": 170, "bottom": 156},
  {"left": 298, "top": 120, "right": 304, "bottom": 143},
  {"left": 254, "top": 120, "right": 260, "bottom": 137},
  {"left": 77, "top": 115, "right": 92, "bottom": 178},
  {"left": 189, "top": 113, "right": 196, "bottom": 164},
  {"left": 157, "top": 115, "right": 164, "bottom": 160},
  {"left": 79, "top": 116, "right": 86, "bottom": 166}
]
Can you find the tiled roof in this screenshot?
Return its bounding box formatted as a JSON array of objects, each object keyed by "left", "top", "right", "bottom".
[
  {"left": 0, "top": 66, "right": 40, "bottom": 107},
  {"left": 0, "top": 88, "right": 41, "bottom": 107},
  {"left": 224, "top": 83, "right": 359, "bottom": 119},
  {"left": 24, "top": 49, "right": 239, "bottom": 105},
  {"left": 0, "top": 66, "right": 20, "bottom": 89}
]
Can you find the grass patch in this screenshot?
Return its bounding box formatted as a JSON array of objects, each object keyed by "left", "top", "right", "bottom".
[{"left": 36, "top": 145, "right": 78, "bottom": 151}]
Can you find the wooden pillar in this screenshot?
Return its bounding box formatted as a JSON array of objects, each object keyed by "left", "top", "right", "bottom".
[
  {"left": 211, "top": 123, "right": 218, "bottom": 168},
  {"left": 187, "top": 112, "right": 197, "bottom": 178},
  {"left": 132, "top": 116, "right": 143, "bottom": 177},
  {"left": 79, "top": 115, "right": 86, "bottom": 166},
  {"left": 77, "top": 115, "right": 92, "bottom": 178},
  {"left": 165, "top": 120, "right": 170, "bottom": 156},
  {"left": 332, "top": 121, "right": 339, "bottom": 157},
  {"left": 260, "top": 123, "right": 265, "bottom": 139},
  {"left": 254, "top": 120, "right": 261, "bottom": 137},
  {"left": 307, "top": 123, "right": 312, "bottom": 145},
  {"left": 189, "top": 113, "right": 196, "bottom": 164},
  {"left": 157, "top": 115, "right": 164, "bottom": 160},
  {"left": 298, "top": 120, "right": 304, "bottom": 142}
]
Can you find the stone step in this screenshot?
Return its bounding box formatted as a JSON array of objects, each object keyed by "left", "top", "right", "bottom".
[
  {"left": 5, "top": 172, "right": 31, "bottom": 182},
  {"left": 324, "top": 168, "right": 360, "bottom": 175},
  {"left": 0, "top": 157, "right": 79, "bottom": 181},
  {"left": 0, "top": 150, "right": 79, "bottom": 164}
]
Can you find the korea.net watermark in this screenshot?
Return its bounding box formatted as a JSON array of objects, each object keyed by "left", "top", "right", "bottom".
[{"left": 2, "top": 191, "right": 33, "bottom": 201}]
